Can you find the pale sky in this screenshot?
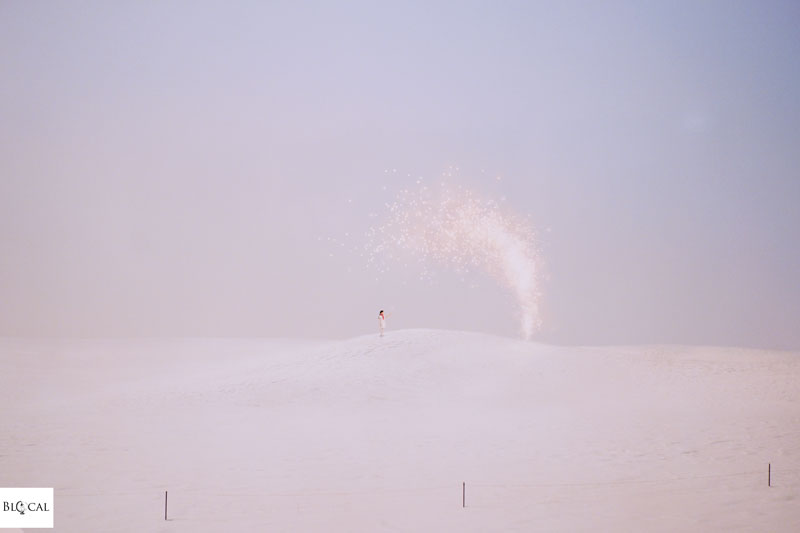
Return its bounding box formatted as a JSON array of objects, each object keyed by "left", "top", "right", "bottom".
[{"left": 1, "top": 1, "right": 798, "bottom": 348}]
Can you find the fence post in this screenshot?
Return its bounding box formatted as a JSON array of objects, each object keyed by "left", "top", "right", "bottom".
[
  {"left": 768, "top": 464, "right": 771, "bottom": 487},
  {"left": 462, "top": 482, "right": 465, "bottom": 508},
  {"left": 165, "top": 490, "right": 168, "bottom": 520}
]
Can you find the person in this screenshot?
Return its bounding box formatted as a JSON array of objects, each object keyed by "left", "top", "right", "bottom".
[{"left": 378, "top": 310, "right": 390, "bottom": 337}]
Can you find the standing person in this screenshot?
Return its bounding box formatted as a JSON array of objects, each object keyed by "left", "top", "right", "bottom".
[{"left": 378, "top": 310, "right": 390, "bottom": 337}]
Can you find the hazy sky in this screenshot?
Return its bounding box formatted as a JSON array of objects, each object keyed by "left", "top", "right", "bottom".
[{"left": 1, "top": 1, "right": 798, "bottom": 348}]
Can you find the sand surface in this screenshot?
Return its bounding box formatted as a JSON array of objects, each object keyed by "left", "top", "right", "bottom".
[{"left": 2, "top": 330, "right": 799, "bottom": 531}]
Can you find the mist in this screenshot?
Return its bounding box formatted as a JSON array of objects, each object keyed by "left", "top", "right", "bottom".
[{"left": 1, "top": 1, "right": 799, "bottom": 348}]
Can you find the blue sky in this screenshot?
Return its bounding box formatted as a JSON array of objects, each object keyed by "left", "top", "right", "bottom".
[{"left": 1, "top": 1, "right": 798, "bottom": 348}]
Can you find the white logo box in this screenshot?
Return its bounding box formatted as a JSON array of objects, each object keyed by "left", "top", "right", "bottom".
[{"left": 0, "top": 488, "right": 54, "bottom": 528}]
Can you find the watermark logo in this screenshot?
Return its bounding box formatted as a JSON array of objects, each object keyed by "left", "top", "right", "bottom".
[{"left": 0, "top": 488, "right": 53, "bottom": 528}]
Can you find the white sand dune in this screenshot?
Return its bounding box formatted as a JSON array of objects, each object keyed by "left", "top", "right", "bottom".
[{"left": 2, "top": 330, "right": 799, "bottom": 532}]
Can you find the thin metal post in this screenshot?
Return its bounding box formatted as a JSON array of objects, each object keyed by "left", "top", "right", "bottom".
[
  {"left": 165, "top": 490, "right": 168, "bottom": 520},
  {"left": 768, "top": 464, "right": 771, "bottom": 487},
  {"left": 462, "top": 482, "right": 465, "bottom": 508}
]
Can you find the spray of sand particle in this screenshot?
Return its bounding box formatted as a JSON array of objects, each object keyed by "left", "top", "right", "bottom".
[{"left": 366, "top": 181, "right": 542, "bottom": 339}]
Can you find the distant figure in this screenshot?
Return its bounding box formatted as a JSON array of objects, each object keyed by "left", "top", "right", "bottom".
[{"left": 379, "top": 310, "right": 390, "bottom": 337}]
